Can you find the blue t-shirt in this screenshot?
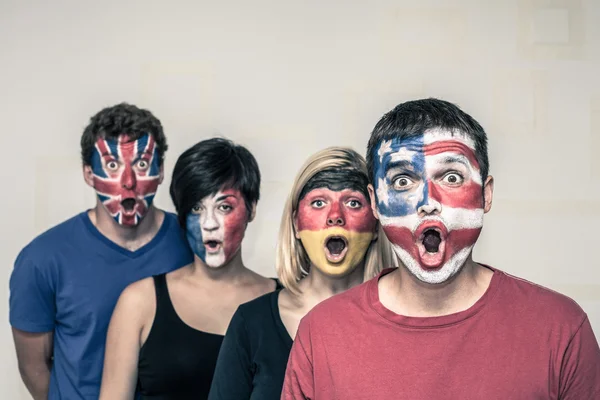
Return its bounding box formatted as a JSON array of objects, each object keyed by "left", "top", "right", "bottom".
[{"left": 9, "top": 210, "right": 193, "bottom": 399}]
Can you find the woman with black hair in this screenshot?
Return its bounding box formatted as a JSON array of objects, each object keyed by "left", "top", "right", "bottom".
[{"left": 99, "top": 137, "right": 281, "bottom": 400}]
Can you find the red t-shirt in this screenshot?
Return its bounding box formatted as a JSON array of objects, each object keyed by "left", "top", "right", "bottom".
[{"left": 282, "top": 266, "right": 600, "bottom": 399}]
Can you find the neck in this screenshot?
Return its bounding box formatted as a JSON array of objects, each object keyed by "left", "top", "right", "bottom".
[
  {"left": 187, "top": 249, "right": 249, "bottom": 283},
  {"left": 296, "top": 263, "right": 365, "bottom": 310},
  {"left": 386, "top": 257, "right": 493, "bottom": 317},
  {"left": 89, "top": 201, "right": 163, "bottom": 250}
]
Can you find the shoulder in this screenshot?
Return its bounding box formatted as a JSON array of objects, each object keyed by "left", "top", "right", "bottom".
[
  {"left": 237, "top": 290, "right": 279, "bottom": 323},
  {"left": 17, "top": 213, "right": 86, "bottom": 260},
  {"left": 12, "top": 213, "right": 88, "bottom": 275},
  {"left": 114, "top": 275, "right": 157, "bottom": 317},
  {"left": 303, "top": 279, "right": 371, "bottom": 327},
  {"left": 495, "top": 267, "right": 587, "bottom": 327}
]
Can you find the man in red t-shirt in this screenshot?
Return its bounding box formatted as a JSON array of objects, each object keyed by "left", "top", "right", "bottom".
[{"left": 282, "top": 98, "right": 600, "bottom": 399}]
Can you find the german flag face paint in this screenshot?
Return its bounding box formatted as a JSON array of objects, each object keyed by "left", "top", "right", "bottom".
[{"left": 296, "top": 188, "right": 376, "bottom": 277}]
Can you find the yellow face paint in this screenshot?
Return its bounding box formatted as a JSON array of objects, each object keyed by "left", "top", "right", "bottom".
[{"left": 298, "top": 227, "right": 374, "bottom": 277}]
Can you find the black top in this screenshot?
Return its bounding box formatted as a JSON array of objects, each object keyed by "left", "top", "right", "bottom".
[
  {"left": 208, "top": 289, "right": 294, "bottom": 400},
  {"left": 137, "top": 274, "right": 282, "bottom": 400}
]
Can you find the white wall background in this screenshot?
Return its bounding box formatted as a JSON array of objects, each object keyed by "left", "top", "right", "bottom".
[{"left": 1, "top": 0, "right": 599, "bottom": 398}]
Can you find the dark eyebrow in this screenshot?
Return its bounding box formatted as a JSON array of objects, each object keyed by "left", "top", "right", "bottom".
[
  {"left": 384, "top": 160, "right": 416, "bottom": 174},
  {"left": 440, "top": 155, "right": 468, "bottom": 166},
  {"left": 215, "top": 194, "right": 236, "bottom": 202}
]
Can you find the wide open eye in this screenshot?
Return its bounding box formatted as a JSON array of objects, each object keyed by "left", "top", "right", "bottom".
[
  {"left": 106, "top": 160, "right": 119, "bottom": 171},
  {"left": 137, "top": 159, "right": 149, "bottom": 170},
  {"left": 346, "top": 199, "right": 362, "bottom": 209},
  {"left": 392, "top": 175, "right": 415, "bottom": 190},
  {"left": 311, "top": 199, "right": 326, "bottom": 208},
  {"left": 442, "top": 172, "right": 464, "bottom": 186}
]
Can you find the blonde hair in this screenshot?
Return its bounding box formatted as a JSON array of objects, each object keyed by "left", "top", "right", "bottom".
[{"left": 276, "top": 147, "right": 396, "bottom": 295}]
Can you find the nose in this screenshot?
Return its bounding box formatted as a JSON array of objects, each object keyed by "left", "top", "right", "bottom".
[
  {"left": 121, "top": 165, "right": 136, "bottom": 190},
  {"left": 326, "top": 202, "right": 345, "bottom": 227},
  {"left": 417, "top": 181, "right": 442, "bottom": 217},
  {"left": 201, "top": 209, "right": 220, "bottom": 231}
]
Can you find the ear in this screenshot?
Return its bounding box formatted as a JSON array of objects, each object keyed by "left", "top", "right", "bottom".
[
  {"left": 247, "top": 202, "right": 257, "bottom": 223},
  {"left": 293, "top": 211, "right": 300, "bottom": 239},
  {"left": 483, "top": 175, "right": 494, "bottom": 213},
  {"left": 83, "top": 164, "right": 95, "bottom": 188},
  {"left": 367, "top": 184, "right": 380, "bottom": 220}
]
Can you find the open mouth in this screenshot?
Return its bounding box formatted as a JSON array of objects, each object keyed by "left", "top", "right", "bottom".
[
  {"left": 121, "top": 198, "right": 137, "bottom": 214},
  {"left": 324, "top": 236, "right": 348, "bottom": 263},
  {"left": 422, "top": 228, "right": 442, "bottom": 253},
  {"left": 204, "top": 240, "right": 222, "bottom": 253},
  {"left": 416, "top": 225, "right": 447, "bottom": 269}
]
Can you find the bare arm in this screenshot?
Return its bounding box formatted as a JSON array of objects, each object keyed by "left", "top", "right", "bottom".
[
  {"left": 98, "top": 278, "right": 154, "bottom": 400},
  {"left": 12, "top": 328, "right": 53, "bottom": 400}
]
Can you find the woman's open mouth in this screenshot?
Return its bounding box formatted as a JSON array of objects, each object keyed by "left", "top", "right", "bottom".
[{"left": 324, "top": 235, "right": 348, "bottom": 263}]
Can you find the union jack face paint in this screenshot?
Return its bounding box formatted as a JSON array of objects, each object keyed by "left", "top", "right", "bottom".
[
  {"left": 372, "top": 129, "right": 484, "bottom": 284},
  {"left": 90, "top": 133, "right": 160, "bottom": 226},
  {"left": 185, "top": 189, "right": 249, "bottom": 268}
]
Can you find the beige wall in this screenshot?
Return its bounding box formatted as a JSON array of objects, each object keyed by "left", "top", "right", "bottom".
[{"left": 1, "top": 0, "right": 599, "bottom": 398}]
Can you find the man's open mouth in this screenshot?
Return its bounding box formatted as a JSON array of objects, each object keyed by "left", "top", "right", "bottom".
[
  {"left": 204, "top": 240, "right": 222, "bottom": 253},
  {"left": 324, "top": 236, "right": 348, "bottom": 263},
  {"left": 421, "top": 228, "right": 442, "bottom": 253},
  {"left": 121, "top": 198, "right": 137, "bottom": 214},
  {"left": 416, "top": 224, "right": 447, "bottom": 269}
]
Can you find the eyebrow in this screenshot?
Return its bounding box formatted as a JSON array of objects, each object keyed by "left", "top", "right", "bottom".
[
  {"left": 439, "top": 155, "right": 469, "bottom": 166},
  {"left": 384, "top": 160, "right": 417, "bottom": 173},
  {"left": 215, "top": 194, "right": 236, "bottom": 202}
]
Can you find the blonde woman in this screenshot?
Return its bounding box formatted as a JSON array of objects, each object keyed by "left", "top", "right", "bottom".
[{"left": 208, "top": 147, "right": 395, "bottom": 400}]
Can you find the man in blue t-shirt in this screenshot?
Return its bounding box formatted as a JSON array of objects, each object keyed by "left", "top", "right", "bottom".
[{"left": 9, "top": 103, "right": 193, "bottom": 399}]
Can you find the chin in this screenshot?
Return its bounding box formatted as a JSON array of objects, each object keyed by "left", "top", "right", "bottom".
[
  {"left": 314, "top": 262, "right": 361, "bottom": 279},
  {"left": 204, "top": 252, "right": 227, "bottom": 268},
  {"left": 395, "top": 246, "right": 473, "bottom": 285}
]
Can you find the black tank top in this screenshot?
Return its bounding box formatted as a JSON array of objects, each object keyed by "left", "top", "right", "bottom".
[{"left": 137, "top": 273, "right": 282, "bottom": 399}]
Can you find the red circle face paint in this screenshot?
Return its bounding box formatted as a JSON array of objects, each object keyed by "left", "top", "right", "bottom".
[{"left": 296, "top": 188, "right": 376, "bottom": 277}]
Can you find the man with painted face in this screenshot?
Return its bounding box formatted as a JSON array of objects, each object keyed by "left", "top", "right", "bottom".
[
  {"left": 208, "top": 147, "right": 395, "bottom": 400},
  {"left": 99, "top": 137, "right": 280, "bottom": 400},
  {"left": 9, "top": 103, "right": 193, "bottom": 400},
  {"left": 282, "top": 99, "right": 600, "bottom": 399}
]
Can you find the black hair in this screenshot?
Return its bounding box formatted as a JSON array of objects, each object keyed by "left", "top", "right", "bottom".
[
  {"left": 170, "top": 137, "right": 261, "bottom": 228},
  {"left": 299, "top": 169, "right": 370, "bottom": 202},
  {"left": 80, "top": 102, "right": 168, "bottom": 166},
  {"left": 366, "top": 98, "right": 489, "bottom": 183}
]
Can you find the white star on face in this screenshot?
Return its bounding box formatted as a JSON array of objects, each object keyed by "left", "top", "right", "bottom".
[
  {"left": 389, "top": 147, "right": 416, "bottom": 163},
  {"left": 376, "top": 177, "right": 389, "bottom": 206},
  {"left": 377, "top": 140, "right": 393, "bottom": 164}
]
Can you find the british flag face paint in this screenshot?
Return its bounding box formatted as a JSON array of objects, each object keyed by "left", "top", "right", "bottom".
[
  {"left": 296, "top": 188, "right": 376, "bottom": 278},
  {"left": 185, "top": 189, "right": 249, "bottom": 268},
  {"left": 372, "top": 129, "right": 484, "bottom": 284},
  {"left": 90, "top": 133, "right": 160, "bottom": 226}
]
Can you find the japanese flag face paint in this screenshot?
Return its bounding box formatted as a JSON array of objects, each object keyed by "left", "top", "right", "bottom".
[
  {"left": 185, "top": 189, "right": 249, "bottom": 268},
  {"left": 90, "top": 133, "right": 161, "bottom": 226},
  {"left": 372, "top": 129, "right": 485, "bottom": 284},
  {"left": 296, "top": 188, "right": 377, "bottom": 278}
]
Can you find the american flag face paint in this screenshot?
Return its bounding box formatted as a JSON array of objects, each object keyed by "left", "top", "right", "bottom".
[
  {"left": 90, "top": 134, "right": 160, "bottom": 226},
  {"left": 185, "top": 189, "right": 249, "bottom": 268},
  {"left": 372, "top": 129, "right": 484, "bottom": 284},
  {"left": 296, "top": 188, "right": 376, "bottom": 278}
]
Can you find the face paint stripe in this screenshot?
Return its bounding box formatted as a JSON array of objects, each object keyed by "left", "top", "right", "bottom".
[
  {"left": 379, "top": 206, "right": 484, "bottom": 232},
  {"left": 107, "top": 138, "right": 120, "bottom": 161},
  {"left": 423, "top": 141, "right": 480, "bottom": 170},
  {"left": 298, "top": 227, "right": 374, "bottom": 277}
]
